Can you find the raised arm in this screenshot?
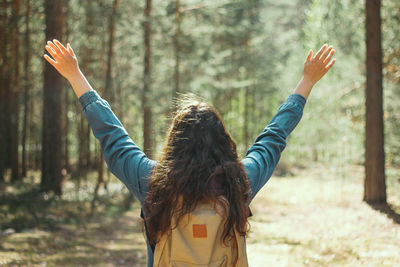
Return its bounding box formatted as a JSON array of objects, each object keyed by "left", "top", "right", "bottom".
[
  {"left": 44, "top": 40, "right": 156, "bottom": 203},
  {"left": 242, "top": 44, "right": 336, "bottom": 200}
]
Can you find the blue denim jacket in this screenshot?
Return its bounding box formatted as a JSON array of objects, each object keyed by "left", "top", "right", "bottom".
[{"left": 79, "top": 90, "right": 306, "bottom": 266}]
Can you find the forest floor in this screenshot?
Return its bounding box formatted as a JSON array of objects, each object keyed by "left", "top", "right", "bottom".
[{"left": 1, "top": 163, "right": 399, "bottom": 267}]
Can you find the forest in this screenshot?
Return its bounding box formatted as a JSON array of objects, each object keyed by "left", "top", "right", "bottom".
[{"left": 0, "top": 0, "right": 399, "bottom": 266}]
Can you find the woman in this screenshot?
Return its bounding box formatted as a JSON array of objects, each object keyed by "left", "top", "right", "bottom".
[{"left": 44, "top": 40, "right": 335, "bottom": 266}]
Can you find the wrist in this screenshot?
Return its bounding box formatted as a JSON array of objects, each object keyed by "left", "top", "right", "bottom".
[
  {"left": 67, "top": 68, "right": 84, "bottom": 83},
  {"left": 293, "top": 76, "right": 315, "bottom": 100},
  {"left": 67, "top": 69, "right": 93, "bottom": 98},
  {"left": 300, "top": 76, "right": 316, "bottom": 88}
]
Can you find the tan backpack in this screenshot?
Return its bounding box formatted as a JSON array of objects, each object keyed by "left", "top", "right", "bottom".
[{"left": 153, "top": 200, "right": 249, "bottom": 267}]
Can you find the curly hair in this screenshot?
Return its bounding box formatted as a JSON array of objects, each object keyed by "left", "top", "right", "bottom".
[{"left": 144, "top": 96, "right": 251, "bottom": 245}]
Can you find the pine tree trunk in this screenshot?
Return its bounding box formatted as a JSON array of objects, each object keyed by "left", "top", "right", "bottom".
[
  {"left": 77, "top": 1, "right": 95, "bottom": 177},
  {"left": 41, "top": 0, "right": 64, "bottom": 195},
  {"left": 64, "top": 78, "right": 70, "bottom": 172},
  {"left": 95, "top": 0, "right": 119, "bottom": 198},
  {"left": 173, "top": 0, "right": 182, "bottom": 97},
  {"left": 0, "top": 0, "right": 8, "bottom": 181},
  {"left": 243, "top": 87, "right": 249, "bottom": 150},
  {"left": 22, "top": 0, "right": 31, "bottom": 178},
  {"left": 63, "top": 3, "right": 71, "bottom": 173},
  {"left": 143, "top": 0, "right": 153, "bottom": 158},
  {"left": 364, "top": 0, "right": 386, "bottom": 204},
  {"left": 10, "top": 0, "right": 21, "bottom": 182},
  {"left": 27, "top": 77, "right": 34, "bottom": 170}
]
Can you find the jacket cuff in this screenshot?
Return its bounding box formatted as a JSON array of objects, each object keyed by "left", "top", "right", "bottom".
[
  {"left": 79, "top": 90, "right": 100, "bottom": 109},
  {"left": 287, "top": 94, "right": 307, "bottom": 109}
]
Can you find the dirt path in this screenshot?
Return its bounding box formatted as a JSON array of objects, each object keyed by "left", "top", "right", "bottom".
[
  {"left": 1, "top": 165, "right": 399, "bottom": 266},
  {"left": 0, "top": 207, "right": 147, "bottom": 266}
]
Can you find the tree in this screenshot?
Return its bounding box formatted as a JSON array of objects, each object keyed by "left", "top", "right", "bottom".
[
  {"left": 41, "top": 0, "right": 65, "bottom": 195},
  {"left": 143, "top": 0, "right": 153, "bottom": 157},
  {"left": 173, "top": 0, "right": 182, "bottom": 97},
  {"left": 22, "top": 0, "right": 31, "bottom": 178},
  {"left": 10, "top": 0, "right": 21, "bottom": 182},
  {"left": 364, "top": 0, "right": 386, "bottom": 203},
  {"left": 77, "top": 0, "right": 94, "bottom": 177},
  {"left": 63, "top": 3, "right": 71, "bottom": 173},
  {"left": 0, "top": 0, "right": 9, "bottom": 182},
  {"left": 93, "top": 0, "right": 119, "bottom": 209}
]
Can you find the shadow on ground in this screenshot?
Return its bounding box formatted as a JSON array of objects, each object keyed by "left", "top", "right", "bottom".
[{"left": 369, "top": 202, "right": 400, "bottom": 224}]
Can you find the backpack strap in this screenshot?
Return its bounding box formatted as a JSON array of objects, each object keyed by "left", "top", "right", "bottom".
[
  {"left": 141, "top": 208, "right": 156, "bottom": 253},
  {"left": 153, "top": 229, "right": 170, "bottom": 266},
  {"left": 232, "top": 232, "right": 239, "bottom": 267}
]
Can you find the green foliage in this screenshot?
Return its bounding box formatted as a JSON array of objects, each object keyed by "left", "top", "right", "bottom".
[
  {"left": 2, "top": 0, "right": 399, "bottom": 183},
  {"left": 382, "top": 0, "right": 400, "bottom": 166},
  {"left": 283, "top": 0, "right": 366, "bottom": 167}
]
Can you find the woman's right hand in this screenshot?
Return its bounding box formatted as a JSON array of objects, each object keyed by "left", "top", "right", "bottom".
[
  {"left": 44, "top": 39, "right": 80, "bottom": 81},
  {"left": 293, "top": 44, "right": 336, "bottom": 100}
]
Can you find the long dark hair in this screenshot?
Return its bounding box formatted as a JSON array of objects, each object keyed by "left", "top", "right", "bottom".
[{"left": 144, "top": 96, "right": 250, "bottom": 245}]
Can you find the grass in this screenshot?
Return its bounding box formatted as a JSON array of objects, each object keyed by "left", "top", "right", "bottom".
[{"left": 1, "top": 164, "right": 399, "bottom": 266}]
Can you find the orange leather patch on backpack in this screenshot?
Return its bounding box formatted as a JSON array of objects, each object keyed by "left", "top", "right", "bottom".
[{"left": 192, "top": 224, "right": 207, "bottom": 238}]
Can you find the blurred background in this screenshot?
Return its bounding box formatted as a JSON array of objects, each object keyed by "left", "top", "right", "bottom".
[{"left": 0, "top": 0, "right": 399, "bottom": 266}]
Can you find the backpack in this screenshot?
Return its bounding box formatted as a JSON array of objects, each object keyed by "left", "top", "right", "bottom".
[{"left": 153, "top": 199, "right": 249, "bottom": 267}]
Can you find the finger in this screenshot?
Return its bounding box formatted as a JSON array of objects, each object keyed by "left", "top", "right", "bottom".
[
  {"left": 325, "top": 58, "right": 336, "bottom": 71},
  {"left": 323, "top": 49, "right": 335, "bottom": 64},
  {"left": 45, "top": 45, "right": 57, "bottom": 58},
  {"left": 67, "top": 43, "right": 76, "bottom": 57},
  {"left": 53, "top": 39, "right": 68, "bottom": 54},
  {"left": 306, "top": 49, "right": 313, "bottom": 62},
  {"left": 315, "top": 44, "right": 328, "bottom": 60},
  {"left": 47, "top": 41, "right": 61, "bottom": 54},
  {"left": 320, "top": 46, "right": 333, "bottom": 61},
  {"left": 44, "top": 54, "right": 57, "bottom": 68}
]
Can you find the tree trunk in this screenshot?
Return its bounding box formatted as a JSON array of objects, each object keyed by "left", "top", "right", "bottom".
[
  {"left": 94, "top": 0, "right": 119, "bottom": 206},
  {"left": 63, "top": 2, "right": 71, "bottom": 173},
  {"left": 143, "top": 0, "right": 153, "bottom": 158},
  {"left": 64, "top": 76, "right": 71, "bottom": 173},
  {"left": 364, "top": 0, "right": 386, "bottom": 204},
  {"left": 242, "top": 0, "right": 258, "bottom": 151},
  {"left": 77, "top": 0, "right": 95, "bottom": 177},
  {"left": 243, "top": 87, "right": 249, "bottom": 150},
  {"left": 173, "top": 0, "right": 182, "bottom": 97},
  {"left": 0, "top": 0, "right": 8, "bottom": 181},
  {"left": 41, "top": 0, "right": 64, "bottom": 195},
  {"left": 10, "top": 0, "right": 21, "bottom": 182},
  {"left": 22, "top": 0, "right": 31, "bottom": 178},
  {"left": 105, "top": 0, "right": 118, "bottom": 94}
]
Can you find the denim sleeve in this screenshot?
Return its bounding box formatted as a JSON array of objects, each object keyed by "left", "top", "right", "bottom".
[
  {"left": 79, "top": 90, "right": 156, "bottom": 204},
  {"left": 242, "top": 94, "right": 306, "bottom": 200}
]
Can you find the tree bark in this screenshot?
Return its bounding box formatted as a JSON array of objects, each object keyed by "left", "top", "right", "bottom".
[
  {"left": 77, "top": 0, "right": 94, "bottom": 177},
  {"left": 173, "top": 0, "right": 182, "bottom": 97},
  {"left": 22, "top": 0, "right": 31, "bottom": 178},
  {"left": 94, "top": 0, "right": 119, "bottom": 203},
  {"left": 143, "top": 0, "right": 153, "bottom": 158},
  {"left": 242, "top": 0, "right": 258, "bottom": 151},
  {"left": 105, "top": 0, "right": 118, "bottom": 94},
  {"left": 10, "top": 0, "right": 21, "bottom": 182},
  {"left": 0, "top": 0, "right": 8, "bottom": 181},
  {"left": 364, "top": 0, "right": 386, "bottom": 204},
  {"left": 41, "top": 0, "right": 64, "bottom": 195},
  {"left": 243, "top": 87, "right": 249, "bottom": 149},
  {"left": 63, "top": 1, "right": 71, "bottom": 173}
]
